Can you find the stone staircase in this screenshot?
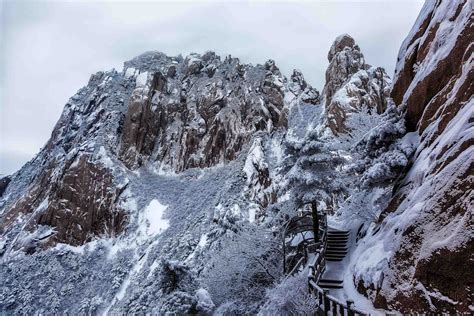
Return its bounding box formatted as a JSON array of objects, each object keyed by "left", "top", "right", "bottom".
[{"left": 318, "top": 229, "right": 349, "bottom": 290}]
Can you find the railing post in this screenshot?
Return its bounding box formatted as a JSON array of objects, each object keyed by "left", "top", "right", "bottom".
[
  {"left": 311, "top": 201, "right": 319, "bottom": 242},
  {"left": 347, "top": 299, "right": 354, "bottom": 316},
  {"left": 331, "top": 300, "right": 337, "bottom": 314},
  {"left": 339, "top": 303, "right": 345, "bottom": 316},
  {"left": 308, "top": 266, "right": 314, "bottom": 295},
  {"left": 323, "top": 290, "right": 330, "bottom": 316}
]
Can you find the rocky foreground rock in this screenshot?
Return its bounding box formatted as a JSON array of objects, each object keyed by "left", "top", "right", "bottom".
[
  {"left": 366, "top": 0, "right": 473, "bottom": 312},
  {"left": 349, "top": 0, "right": 473, "bottom": 313}
]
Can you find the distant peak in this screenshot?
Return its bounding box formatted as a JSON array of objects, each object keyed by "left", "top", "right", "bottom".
[{"left": 328, "top": 34, "right": 357, "bottom": 61}]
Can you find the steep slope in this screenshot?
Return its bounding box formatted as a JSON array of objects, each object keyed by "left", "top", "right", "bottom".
[
  {"left": 352, "top": 0, "right": 473, "bottom": 312},
  {"left": 0, "top": 52, "right": 299, "bottom": 249},
  {"left": 0, "top": 51, "right": 320, "bottom": 314},
  {"left": 1, "top": 3, "right": 471, "bottom": 313}
]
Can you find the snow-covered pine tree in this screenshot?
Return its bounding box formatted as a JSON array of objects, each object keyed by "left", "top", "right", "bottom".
[
  {"left": 283, "top": 129, "right": 348, "bottom": 212},
  {"left": 351, "top": 100, "right": 412, "bottom": 188}
]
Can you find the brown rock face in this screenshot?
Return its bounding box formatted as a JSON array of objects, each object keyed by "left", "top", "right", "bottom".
[
  {"left": 119, "top": 71, "right": 168, "bottom": 168},
  {"left": 323, "top": 34, "right": 366, "bottom": 106},
  {"left": 119, "top": 54, "right": 289, "bottom": 172},
  {"left": 391, "top": 0, "right": 473, "bottom": 132},
  {"left": 0, "top": 153, "right": 127, "bottom": 249},
  {"left": 323, "top": 34, "right": 391, "bottom": 135},
  {"left": 360, "top": 0, "right": 474, "bottom": 312},
  {"left": 1, "top": 51, "right": 303, "bottom": 255},
  {"left": 35, "top": 155, "right": 127, "bottom": 246}
]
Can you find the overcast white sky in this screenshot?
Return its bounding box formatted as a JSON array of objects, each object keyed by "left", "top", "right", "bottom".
[{"left": 0, "top": 0, "right": 423, "bottom": 175}]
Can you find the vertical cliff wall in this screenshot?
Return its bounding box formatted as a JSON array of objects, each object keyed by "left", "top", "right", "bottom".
[{"left": 354, "top": 0, "right": 473, "bottom": 312}]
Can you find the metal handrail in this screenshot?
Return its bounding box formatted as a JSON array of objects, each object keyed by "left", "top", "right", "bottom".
[
  {"left": 306, "top": 212, "right": 368, "bottom": 316},
  {"left": 308, "top": 279, "right": 368, "bottom": 316},
  {"left": 284, "top": 210, "right": 325, "bottom": 271}
]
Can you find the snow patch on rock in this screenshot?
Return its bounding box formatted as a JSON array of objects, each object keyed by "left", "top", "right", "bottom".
[{"left": 140, "top": 199, "right": 169, "bottom": 237}]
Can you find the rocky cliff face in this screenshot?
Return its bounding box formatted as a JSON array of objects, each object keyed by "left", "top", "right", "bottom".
[
  {"left": 0, "top": 49, "right": 322, "bottom": 314},
  {"left": 323, "top": 34, "right": 391, "bottom": 136},
  {"left": 353, "top": 0, "right": 473, "bottom": 312},
  {"left": 119, "top": 53, "right": 294, "bottom": 172},
  {"left": 0, "top": 69, "right": 130, "bottom": 249}
]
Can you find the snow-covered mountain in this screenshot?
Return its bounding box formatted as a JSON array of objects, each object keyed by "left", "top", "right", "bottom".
[
  {"left": 0, "top": 49, "right": 321, "bottom": 314},
  {"left": 1, "top": 1, "right": 472, "bottom": 313}
]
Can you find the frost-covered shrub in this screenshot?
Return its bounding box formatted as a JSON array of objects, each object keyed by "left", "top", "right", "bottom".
[
  {"left": 202, "top": 224, "right": 282, "bottom": 311},
  {"left": 209, "top": 203, "right": 246, "bottom": 237},
  {"left": 260, "top": 270, "right": 318, "bottom": 315},
  {"left": 0, "top": 243, "right": 132, "bottom": 315},
  {"left": 214, "top": 300, "right": 249, "bottom": 315},
  {"left": 356, "top": 101, "right": 406, "bottom": 157},
  {"left": 159, "top": 291, "right": 197, "bottom": 314},
  {"left": 351, "top": 101, "right": 416, "bottom": 187},
  {"left": 243, "top": 137, "right": 276, "bottom": 210},
  {"left": 195, "top": 288, "right": 215, "bottom": 314},
  {"left": 159, "top": 260, "right": 197, "bottom": 294}
]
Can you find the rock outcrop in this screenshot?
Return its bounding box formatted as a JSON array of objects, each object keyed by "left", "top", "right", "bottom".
[
  {"left": 0, "top": 176, "right": 10, "bottom": 197},
  {"left": 288, "top": 69, "right": 320, "bottom": 105},
  {"left": 243, "top": 137, "right": 276, "bottom": 213},
  {"left": 323, "top": 34, "right": 391, "bottom": 135},
  {"left": 119, "top": 53, "right": 291, "bottom": 172},
  {"left": 391, "top": 0, "right": 473, "bottom": 132},
  {"left": 355, "top": 0, "right": 473, "bottom": 312},
  {"left": 0, "top": 152, "right": 127, "bottom": 250},
  {"left": 1, "top": 4, "right": 470, "bottom": 312},
  {"left": 0, "top": 67, "right": 131, "bottom": 250}
]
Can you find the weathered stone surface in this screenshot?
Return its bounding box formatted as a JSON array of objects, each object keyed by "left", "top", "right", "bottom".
[
  {"left": 119, "top": 71, "right": 168, "bottom": 168},
  {"left": 0, "top": 51, "right": 315, "bottom": 254},
  {"left": 34, "top": 155, "right": 127, "bottom": 246},
  {"left": 359, "top": 0, "right": 474, "bottom": 312},
  {"left": 0, "top": 153, "right": 127, "bottom": 250},
  {"left": 323, "top": 34, "right": 366, "bottom": 106},
  {"left": 0, "top": 67, "right": 133, "bottom": 250},
  {"left": 288, "top": 69, "right": 320, "bottom": 105},
  {"left": 118, "top": 52, "right": 290, "bottom": 172},
  {"left": 323, "top": 34, "right": 391, "bottom": 135},
  {"left": 391, "top": 0, "right": 473, "bottom": 132},
  {"left": 0, "top": 176, "right": 11, "bottom": 197}
]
